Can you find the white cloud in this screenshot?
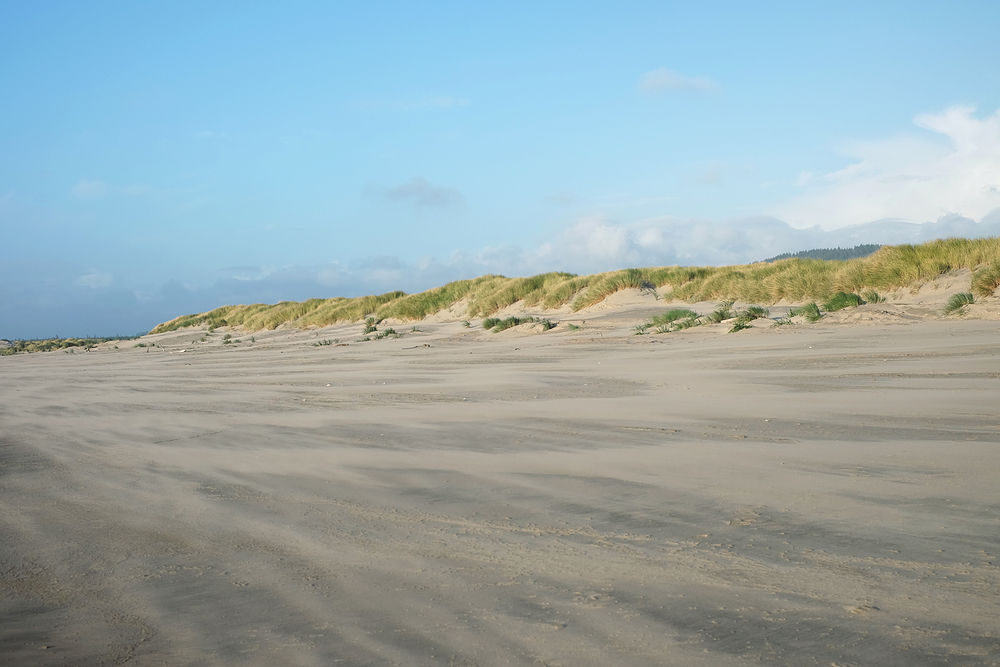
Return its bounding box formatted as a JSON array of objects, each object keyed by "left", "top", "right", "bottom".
[
  {"left": 71, "top": 179, "right": 107, "bottom": 200},
  {"left": 76, "top": 271, "right": 113, "bottom": 289},
  {"left": 380, "top": 177, "right": 465, "bottom": 208},
  {"left": 637, "top": 68, "right": 719, "bottom": 95},
  {"left": 774, "top": 105, "right": 1000, "bottom": 229}
]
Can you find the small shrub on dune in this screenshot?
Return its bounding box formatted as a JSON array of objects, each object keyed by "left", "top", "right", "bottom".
[
  {"left": 822, "top": 292, "right": 864, "bottom": 312},
  {"left": 482, "top": 317, "right": 500, "bottom": 329},
  {"left": 943, "top": 292, "right": 975, "bottom": 315},
  {"left": 971, "top": 262, "right": 1000, "bottom": 297}
]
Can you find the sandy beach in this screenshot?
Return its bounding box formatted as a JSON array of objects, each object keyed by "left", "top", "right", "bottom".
[{"left": 2, "top": 293, "right": 999, "bottom": 666}]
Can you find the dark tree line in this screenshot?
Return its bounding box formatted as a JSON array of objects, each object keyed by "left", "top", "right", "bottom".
[{"left": 762, "top": 244, "right": 882, "bottom": 263}]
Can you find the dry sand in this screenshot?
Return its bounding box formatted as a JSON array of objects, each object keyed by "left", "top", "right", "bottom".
[{"left": 2, "top": 291, "right": 999, "bottom": 666}]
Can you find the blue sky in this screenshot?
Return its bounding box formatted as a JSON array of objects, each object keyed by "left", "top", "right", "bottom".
[{"left": 3, "top": 1, "right": 1000, "bottom": 338}]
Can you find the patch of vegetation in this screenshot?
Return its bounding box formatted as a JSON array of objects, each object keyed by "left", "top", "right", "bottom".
[
  {"left": 462, "top": 320, "right": 471, "bottom": 328},
  {"left": 649, "top": 308, "right": 698, "bottom": 326},
  {"left": 790, "top": 302, "right": 823, "bottom": 322},
  {"left": 636, "top": 308, "right": 700, "bottom": 335},
  {"left": 490, "top": 316, "right": 536, "bottom": 332},
  {"left": 861, "top": 289, "right": 886, "bottom": 303},
  {"left": 571, "top": 268, "right": 658, "bottom": 310},
  {"left": 822, "top": 292, "right": 864, "bottom": 311},
  {"left": 222, "top": 333, "right": 233, "bottom": 344},
  {"left": 1, "top": 333, "right": 146, "bottom": 356},
  {"left": 729, "top": 306, "right": 770, "bottom": 333},
  {"left": 943, "top": 292, "right": 976, "bottom": 315},
  {"left": 362, "top": 318, "right": 379, "bottom": 334},
  {"left": 566, "top": 323, "right": 581, "bottom": 331},
  {"left": 971, "top": 261, "right": 1000, "bottom": 297},
  {"left": 762, "top": 244, "right": 882, "bottom": 263},
  {"left": 538, "top": 319, "right": 556, "bottom": 331},
  {"left": 703, "top": 301, "right": 734, "bottom": 323},
  {"left": 313, "top": 339, "right": 335, "bottom": 347}
]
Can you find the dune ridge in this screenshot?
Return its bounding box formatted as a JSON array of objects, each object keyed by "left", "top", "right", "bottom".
[{"left": 150, "top": 237, "right": 1000, "bottom": 335}]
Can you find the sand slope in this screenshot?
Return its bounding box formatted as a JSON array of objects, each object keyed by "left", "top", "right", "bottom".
[{"left": 2, "top": 297, "right": 999, "bottom": 666}]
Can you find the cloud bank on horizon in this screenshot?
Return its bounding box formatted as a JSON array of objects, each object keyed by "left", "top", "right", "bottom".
[{"left": 2, "top": 3, "right": 999, "bottom": 339}]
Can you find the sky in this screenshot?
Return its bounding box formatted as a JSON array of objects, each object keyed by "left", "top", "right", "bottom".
[{"left": 2, "top": 1, "right": 1000, "bottom": 339}]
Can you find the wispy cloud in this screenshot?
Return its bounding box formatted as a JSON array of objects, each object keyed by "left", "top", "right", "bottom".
[
  {"left": 637, "top": 67, "right": 720, "bottom": 95},
  {"left": 75, "top": 270, "right": 113, "bottom": 289},
  {"left": 546, "top": 191, "right": 579, "bottom": 206},
  {"left": 379, "top": 177, "right": 465, "bottom": 208},
  {"left": 775, "top": 105, "right": 1000, "bottom": 228},
  {"left": 70, "top": 179, "right": 107, "bottom": 200}
]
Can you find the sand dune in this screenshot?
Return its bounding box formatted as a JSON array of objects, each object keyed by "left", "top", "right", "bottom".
[{"left": 2, "top": 292, "right": 999, "bottom": 666}]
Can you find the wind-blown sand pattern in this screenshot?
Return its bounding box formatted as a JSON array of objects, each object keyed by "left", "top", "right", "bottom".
[{"left": 2, "top": 291, "right": 999, "bottom": 665}]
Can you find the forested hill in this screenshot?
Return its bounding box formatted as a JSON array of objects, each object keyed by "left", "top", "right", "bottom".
[{"left": 763, "top": 244, "right": 882, "bottom": 262}]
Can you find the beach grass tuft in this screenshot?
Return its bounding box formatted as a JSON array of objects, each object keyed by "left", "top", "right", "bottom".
[
  {"left": 943, "top": 292, "right": 976, "bottom": 315},
  {"left": 822, "top": 292, "right": 864, "bottom": 312},
  {"left": 729, "top": 305, "right": 770, "bottom": 333},
  {"left": 861, "top": 289, "right": 886, "bottom": 303},
  {"left": 971, "top": 261, "right": 1000, "bottom": 297},
  {"left": 790, "top": 302, "right": 823, "bottom": 322}
]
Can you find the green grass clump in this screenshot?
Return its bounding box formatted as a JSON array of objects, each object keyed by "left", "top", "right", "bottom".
[
  {"left": 822, "top": 292, "right": 864, "bottom": 311},
  {"left": 861, "top": 289, "right": 886, "bottom": 303},
  {"left": 790, "top": 302, "right": 823, "bottom": 322},
  {"left": 481, "top": 317, "right": 500, "bottom": 329},
  {"left": 649, "top": 308, "right": 698, "bottom": 326},
  {"left": 971, "top": 261, "right": 1000, "bottom": 297},
  {"left": 362, "top": 317, "right": 379, "bottom": 334},
  {"left": 729, "top": 305, "right": 770, "bottom": 333},
  {"left": 704, "top": 301, "right": 734, "bottom": 323},
  {"left": 943, "top": 292, "right": 976, "bottom": 315},
  {"left": 490, "top": 316, "right": 536, "bottom": 332},
  {"left": 639, "top": 308, "right": 702, "bottom": 334}
]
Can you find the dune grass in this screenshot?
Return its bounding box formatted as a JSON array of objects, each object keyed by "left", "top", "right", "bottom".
[
  {"left": 971, "top": 261, "right": 1000, "bottom": 297},
  {"left": 482, "top": 316, "right": 547, "bottom": 332},
  {"left": 943, "top": 292, "right": 976, "bottom": 315},
  {"left": 822, "top": 292, "right": 864, "bottom": 312},
  {"left": 149, "top": 237, "right": 1000, "bottom": 334},
  {"left": 790, "top": 302, "right": 823, "bottom": 322}
]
